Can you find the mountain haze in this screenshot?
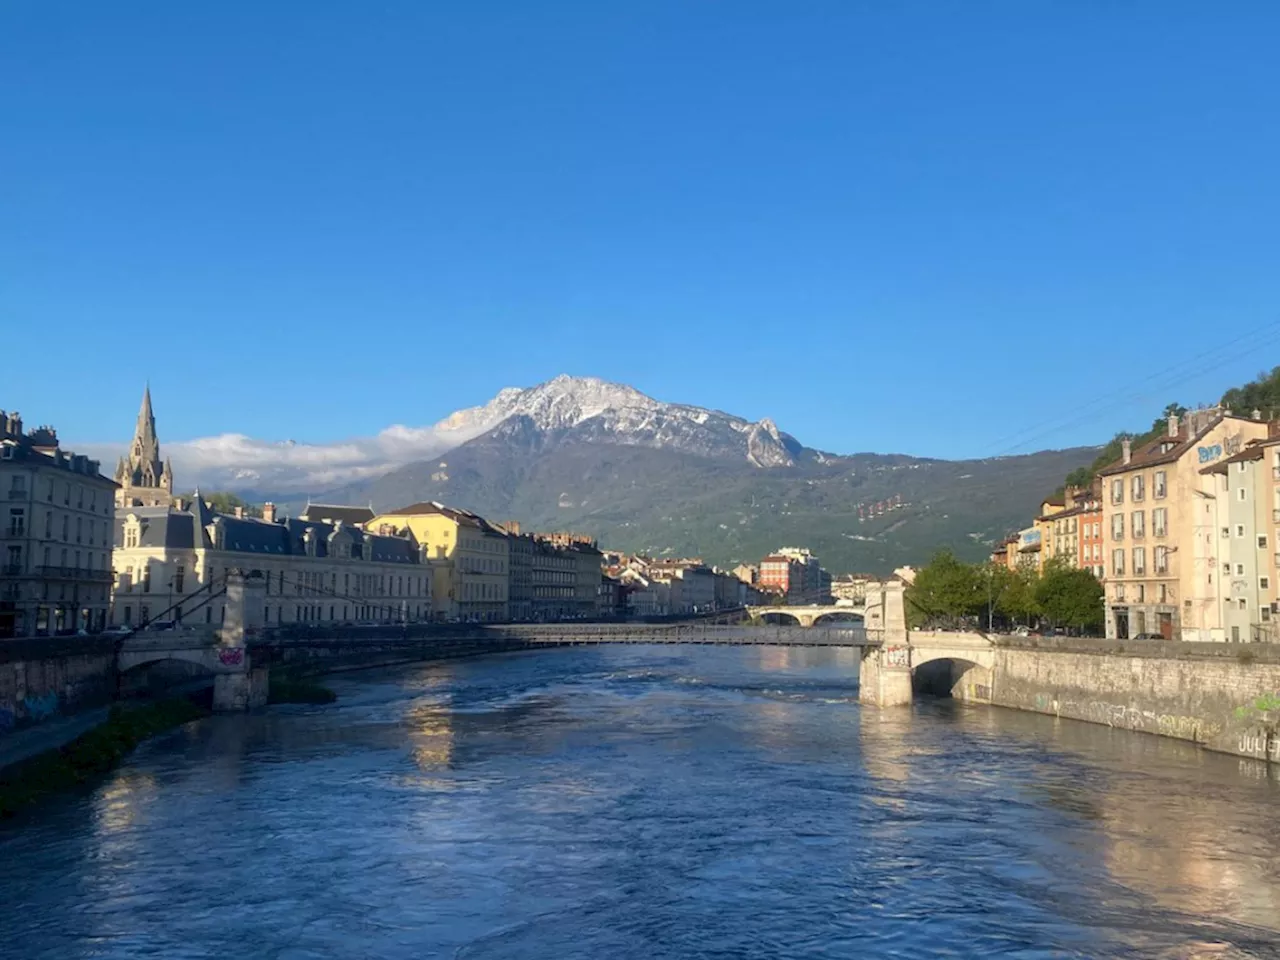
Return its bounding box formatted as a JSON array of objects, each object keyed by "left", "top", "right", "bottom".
[{"left": 314, "top": 376, "right": 1094, "bottom": 574}]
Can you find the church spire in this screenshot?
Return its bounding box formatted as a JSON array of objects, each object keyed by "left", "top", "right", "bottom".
[
  {"left": 134, "top": 384, "right": 157, "bottom": 451},
  {"left": 117, "top": 383, "right": 173, "bottom": 509}
]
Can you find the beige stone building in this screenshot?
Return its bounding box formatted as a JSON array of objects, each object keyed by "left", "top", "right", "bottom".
[
  {"left": 0, "top": 410, "right": 117, "bottom": 637},
  {"left": 367, "top": 502, "right": 510, "bottom": 621},
  {"left": 112, "top": 499, "right": 428, "bottom": 628},
  {"left": 1100, "top": 408, "right": 1269, "bottom": 641},
  {"left": 109, "top": 394, "right": 426, "bottom": 628}
]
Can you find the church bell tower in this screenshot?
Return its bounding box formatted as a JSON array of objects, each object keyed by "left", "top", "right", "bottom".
[{"left": 115, "top": 385, "right": 175, "bottom": 508}]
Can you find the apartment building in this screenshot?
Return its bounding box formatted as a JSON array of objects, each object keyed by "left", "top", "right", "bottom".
[
  {"left": 504, "top": 527, "right": 534, "bottom": 620},
  {"left": 647, "top": 560, "right": 716, "bottom": 614},
  {"left": 1035, "top": 485, "right": 1104, "bottom": 577},
  {"left": 112, "top": 498, "right": 427, "bottom": 627},
  {"left": 1014, "top": 527, "right": 1041, "bottom": 570},
  {"left": 1034, "top": 495, "right": 1069, "bottom": 569},
  {"left": 759, "top": 548, "right": 832, "bottom": 603},
  {"left": 1100, "top": 408, "right": 1268, "bottom": 641},
  {"left": 1201, "top": 445, "right": 1275, "bottom": 642},
  {"left": 0, "top": 411, "right": 117, "bottom": 637},
  {"left": 368, "top": 502, "right": 510, "bottom": 621},
  {"left": 1076, "top": 490, "right": 1105, "bottom": 580}
]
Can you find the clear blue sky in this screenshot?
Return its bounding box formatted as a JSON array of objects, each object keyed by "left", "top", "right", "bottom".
[{"left": 3, "top": 2, "right": 1279, "bottom": 459}]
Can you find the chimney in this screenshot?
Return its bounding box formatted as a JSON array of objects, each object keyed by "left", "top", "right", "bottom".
[
  {"left": 262, "top": 502, "right": 277, "bottom": 523},
  {"left": 1167, "top": 412, "right": 1179, "bottom": 438},
  {"left": 1121, "top": 438, "right": 1132, "bottom": 465},
  {"left": 234, "top": 506, "right": 244, "bottom": 519}
]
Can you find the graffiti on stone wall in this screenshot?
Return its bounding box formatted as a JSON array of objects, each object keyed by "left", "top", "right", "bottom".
[
  {"left": 884, "top": 646, "right": 909, "bottom": 668},
  {"left": 218, "top": 648, "right": 245, "bottom": 666},
  {"left": 1031, "top": 695, "right": 1219, "bottom": 741},
  {"left": 1237, "top": 731, "right": 1280, "bottom": 761},
  {"left": 24, "top": 692, "right": 59, "bottom": 721}
]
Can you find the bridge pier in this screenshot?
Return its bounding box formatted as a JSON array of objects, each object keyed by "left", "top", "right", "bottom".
[
  {"left": 212, "top": 570, "right": 269, "bottom": 712},
  {"left": 859, "top": 580, "right": 912, "bottom": 707}
]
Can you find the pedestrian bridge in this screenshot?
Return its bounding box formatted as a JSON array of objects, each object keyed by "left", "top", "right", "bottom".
[
  {"left": 746, "top": 604, "right": 866, "bottom": 627},
  {"left": 114, "top": 573, "right": 994, "bottom": 711},
  {"left": 118, "top": 631, "right": 246, "bottom": 674}
]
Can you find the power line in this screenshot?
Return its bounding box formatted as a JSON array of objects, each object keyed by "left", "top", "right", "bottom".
[{"left": 983, "top": 321, "right": 1280, "bottom": 458}]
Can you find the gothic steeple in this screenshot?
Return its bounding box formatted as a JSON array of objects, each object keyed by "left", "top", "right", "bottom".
[{"left": 116, "top": 384, "right": 174, "bottom": 508}]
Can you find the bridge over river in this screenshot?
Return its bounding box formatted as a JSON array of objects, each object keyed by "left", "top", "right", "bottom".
[{"left": 113, "top": 573, "right": 985, "bottom": 710}]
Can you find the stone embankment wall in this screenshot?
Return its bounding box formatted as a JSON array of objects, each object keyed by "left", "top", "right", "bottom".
[
  {"left": 0, "top": 637, "right": 117, "bottom": 733},
  {"left": 990, "top": 638, "right": 1280, "bottom": 763}
]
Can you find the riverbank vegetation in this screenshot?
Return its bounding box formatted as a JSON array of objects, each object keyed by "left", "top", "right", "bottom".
[
  {"left": 908, "top": 550, "right": 1104, "bottom": 635},
  {"left": 0, "top": 698, "right": 207, "bottom": 819}
]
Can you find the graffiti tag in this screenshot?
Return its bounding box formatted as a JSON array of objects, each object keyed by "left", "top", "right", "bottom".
[{"left": 218, "top": 648, "right": 245, "bottom": 666}]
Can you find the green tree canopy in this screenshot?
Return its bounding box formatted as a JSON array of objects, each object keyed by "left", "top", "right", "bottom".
[
  {"left": 1222, "top": 367, "right": 1280, "bottom": 420},
  {"left": 907, "top": 550, "right": 984, "bottom": 626},
  {"left": 997, "top": 563, "right": 1041, "bottom": 625},
  {"left": 1034, "top": 559, "right": 1104, "bottom": 631}
]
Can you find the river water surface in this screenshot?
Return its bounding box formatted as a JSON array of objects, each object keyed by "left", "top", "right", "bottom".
[{"left": 4, "top": 646, "right": 1280, "bottom": 959}]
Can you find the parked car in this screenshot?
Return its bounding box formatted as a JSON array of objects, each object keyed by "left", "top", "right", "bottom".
[
  {"left": 102, "top": 626, "right": 134, "bottom": 638},
  {"left": 1132, "top": 632, "right": 1163, "bottom": 640}
]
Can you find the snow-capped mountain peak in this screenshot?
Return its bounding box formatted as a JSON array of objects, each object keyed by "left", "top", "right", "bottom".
[
  {"left": 437, "top": 375, "right": 661, "bottom": 435},
  {"left": 84, "top": 375, "right": 811, "bottom": 495},
  {"left": 435, "top": 375, "right": 808, "bottom": 468}
]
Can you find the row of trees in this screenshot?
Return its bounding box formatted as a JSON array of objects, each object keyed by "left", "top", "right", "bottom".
[{"left": 907, "top": 550, "right": 1103, "bottom": 634}]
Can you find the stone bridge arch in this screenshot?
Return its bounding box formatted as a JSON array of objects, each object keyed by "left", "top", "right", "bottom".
[
  {"left": 909, "top": 646, "right": 995, "bottom": 703},
  {"left": 858, "top": 579, "right": 998, "bottom": 705},
  {"left": 117, "top": 645, "right": 244, "bottom": 675},
  {"left": 747, "top": 605, "right": 867, "bottom": 628},
  {"left": 812, "top": 611, "right": 865, "bottom": 627},
  {"left": 759, "top": 611, "right": 803, "bottom": 626}
]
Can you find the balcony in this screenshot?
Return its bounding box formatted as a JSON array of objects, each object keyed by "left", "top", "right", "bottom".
[{"left": 34, "top": 565, "right": 114, "bottom": 583}]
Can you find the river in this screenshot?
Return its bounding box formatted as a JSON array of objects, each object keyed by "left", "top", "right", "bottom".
[{"left": 3, "top": 646, "right": 1280, "bottom": 959}]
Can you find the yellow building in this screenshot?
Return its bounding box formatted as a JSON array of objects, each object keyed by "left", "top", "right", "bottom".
[
  {"left": 1099, "top": 408, "right": 1269, "bottom": 641},
  {"left": 368, "top": 501, "right": 509, "bottom": 621},
  {"left": 1033, "top": 494, "right": 1069, "bottom": 570}
]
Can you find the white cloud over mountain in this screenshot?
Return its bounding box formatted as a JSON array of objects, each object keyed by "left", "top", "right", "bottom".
[{"left": 76, "top": 375, "right": 804, "bottom": 495}]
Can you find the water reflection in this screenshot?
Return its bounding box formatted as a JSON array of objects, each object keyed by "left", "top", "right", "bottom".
[{"left": 0, "top": 646, "right": 1278, "bottom": 960}]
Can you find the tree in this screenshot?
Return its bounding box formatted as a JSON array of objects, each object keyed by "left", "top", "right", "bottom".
[
  {"left": 1034, "top": 559, "right": 1104, "bottom": 633},
  {"left": 1222, "top": 366, "right": 1280, "bottom": 420},
  {"left": 907, "top": 550, "right": 984, "bottom": 626},
  {"left": 997, "top": 563, "right": 1041, "bottom": 626}
]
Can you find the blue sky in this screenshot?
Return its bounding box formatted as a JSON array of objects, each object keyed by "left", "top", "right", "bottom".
[{"left": 3, "top": 2, "right": 1279, "bottom": 461}]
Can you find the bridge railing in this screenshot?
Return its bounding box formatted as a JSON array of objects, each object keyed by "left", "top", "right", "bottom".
[{"left": 120, "top": 619, "right": 876, "bottom": 649}]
